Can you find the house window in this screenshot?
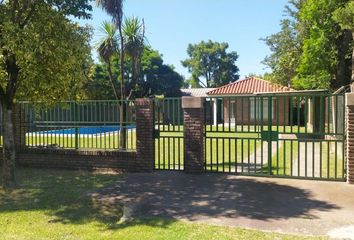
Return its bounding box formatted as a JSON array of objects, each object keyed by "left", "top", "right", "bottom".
[
  {"left": 250, "top": 98, "right": 274, "bottom": 122},
  {"left": 230, "top": 101, "right": 235, "bottom": 122}
]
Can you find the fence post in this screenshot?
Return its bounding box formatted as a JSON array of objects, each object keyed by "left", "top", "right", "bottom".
[
  {"left": 135, "top": 98, "right": 154, "bottom": 172},
  {"left": 13, "top": 104, "right": 26, "bottom": 149},
  {"left": 182, "top": 97, "right": 205, "bottom": 173},
  {"left": 346, "top": 93, "right": 354, "bottom": 184}
]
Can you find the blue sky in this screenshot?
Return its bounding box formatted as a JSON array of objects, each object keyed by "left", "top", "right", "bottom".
[{"left": 79, "top": 0, "right": 289, "bottom": 79}]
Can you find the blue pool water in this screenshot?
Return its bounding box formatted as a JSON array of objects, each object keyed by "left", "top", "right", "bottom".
[{"left": 41, "top": 125, "right": 135, "bottom": 135}]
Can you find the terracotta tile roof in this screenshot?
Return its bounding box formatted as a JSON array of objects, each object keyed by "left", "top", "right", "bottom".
[{"left": 207, "top": 77, "right": 293, "bottom": 95}]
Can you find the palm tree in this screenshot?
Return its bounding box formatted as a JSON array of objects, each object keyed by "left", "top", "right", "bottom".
[
  {"left": 123, "top": 17, "right": 146, "bottom": 99},
  {"left": 96, "top": 0, "right": 127, "bottom": 149},
  {"left": 96, "top": 0, "right": 125, "bottom": 101},
  {"left": 96, "top": 21, "right": 119, "bottom": 100}
]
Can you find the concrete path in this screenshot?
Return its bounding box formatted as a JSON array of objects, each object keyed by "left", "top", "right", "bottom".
[
  {"left": 91, "top": 172, "right": 354, "bottom": 237},
  {"left": 236, "top": 141, "right": 280, "bottom": 173},
  {"left": 243, "top": 141, "right": 282, "bottom": 172}
]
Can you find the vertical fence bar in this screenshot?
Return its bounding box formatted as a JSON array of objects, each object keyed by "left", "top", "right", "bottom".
[{"left": 268, "top": 96, "right": 272, "bottom": 175}]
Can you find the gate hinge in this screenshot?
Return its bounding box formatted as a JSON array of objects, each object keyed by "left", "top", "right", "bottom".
[{"left": 153, "top": 129, "right": 160, "bottom": 138}]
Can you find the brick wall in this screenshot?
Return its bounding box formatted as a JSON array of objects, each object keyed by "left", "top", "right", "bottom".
[
  {"left": 183, "top": 97, "right": 205, "bottom": 173},
  {"left": 13, "top": 104, "right": 26, "bottom": 148},
  {"left": 346, "top": 93, "right": 354, "bottom": 184},
  {"left": 135, "top": 98, "right": 155, "bottom": 172},
  {"left": 346, "top": 93, "right": 354, "bottom": 183},
  {"left": 1, "top": 99, "right": 155, "bottom": 172},
  {"left": 16, "top": 149, "right": 137, "bottom": 171}
]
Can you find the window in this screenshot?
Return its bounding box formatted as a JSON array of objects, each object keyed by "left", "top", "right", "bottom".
[{"left": 250, "top": 98, "right": 274, "bottom": 122}]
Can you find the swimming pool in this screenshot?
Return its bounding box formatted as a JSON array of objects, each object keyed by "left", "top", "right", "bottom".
[{"left": 36, "top": 125, "right": 136, "bottom": 135}]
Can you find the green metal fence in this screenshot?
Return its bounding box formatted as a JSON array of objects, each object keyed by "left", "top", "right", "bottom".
[
  {"left": 204, "top": 93, "right": 346, "bottom": 181},
  {"left": 20, "top": 100, "right": 136, "bottom": 150},
  {"left": 154, "top": 98, "right": 184, "bottom": 170}
]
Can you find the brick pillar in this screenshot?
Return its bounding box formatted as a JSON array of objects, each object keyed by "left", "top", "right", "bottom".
[
  {"left": 346, "top": 93, "right": 354, "bottom": 184},
  {"left": 13, "top": 104, "right": 26, "bottom": 149},
  {"left": 135, "top": 98, "right": 154, "bottom": 172},
  {"left": 182, "top": 97, "right": 205, "bottom": 173}
]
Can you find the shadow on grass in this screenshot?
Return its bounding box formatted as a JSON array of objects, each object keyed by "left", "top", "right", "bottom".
[
  {"left": 0, "top": 168, "right": 131, "bottom": 226},
  {"left": 0, "top": 168, "right": 340, "bottom": 230}
]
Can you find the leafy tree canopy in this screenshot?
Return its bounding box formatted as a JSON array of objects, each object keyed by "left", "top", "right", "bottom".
[
  {"left": 293, "top": 0, "right": 349, "bottom": 90},
  {"left": 333, "top": 1, "right": 354, "bottom": 32},
  {"left": 0, "top": 0, "right": 92, "bottom": 104},
  {"left": 182, "top": 40, "right": 239, "bottom": 88},
  {"left": 263, "top": 0, "right": 353, "bottom": 90},
  {"left": 85, "top": 47, "right": 183, "bottom": 99},
  {"left": 262, "top": 19, "right": 300, "bottom": 87},
  {"left": 333, "top": 1, "right": 354, "bottom": 84},
  {"left": 0, "top": 0, "right": 92, "bottom": 189},
  {"left": 245, "top": 72, "right": 274, "bottom": 82}
]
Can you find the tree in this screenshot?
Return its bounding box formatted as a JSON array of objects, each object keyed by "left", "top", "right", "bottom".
[
  {"left": 263, "top": 0, "right": 353, "bottom": 90},
  {"left": 182, "top": 40, "right": 240, "bottom": 88},
  {"left": 141, "top": 48, "right": 183, "bottom": 97},
  {"left": 123, "top": 17, "right": 145, "bottom": 99},
  {"left": 0, "top": 0, "right": 92, "bottom": 189},
  {"left": 86, "top": 47, "right": 183, "bottom": 99},
  {"left": 85, "top": 64, "right": 117, "bottom": 100},
  {"left": 262, "top": 19, "right": 300, "bottom": 87},
  {"left": 262, "top": 0, "right": 304, "bottom": 87},
  {"left": 96, "top": 21, "right": 119, "bottom": 100},
  {"left": 294, "top": 0, "right": 352, "bottom": 90},
  {"left": 333, "top": 1, "right": 354, "bottom": 85},
  {"left": 96, "top": 0, "right": 127, "bottom": 149},
  {"left": 245, "top": 72, "right": 274, "bottom": 81},
  {"left": 96, "top": 0, "right": 125, "bottom": 99}
]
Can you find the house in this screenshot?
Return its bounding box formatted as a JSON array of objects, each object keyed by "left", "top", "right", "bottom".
[
  {"left": 180, "top": 78, "right": 343, "bottom": 138},
  {"left": 206, "top": 77, "right": 293, "bottom": 126}
]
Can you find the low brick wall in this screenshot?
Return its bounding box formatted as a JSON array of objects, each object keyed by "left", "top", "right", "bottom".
[
  {"left": 0, "top": 98, "right": 156, "bottom": 173},
  {"left": 0, "top": 148, "right": 141, "bottom": 172}
]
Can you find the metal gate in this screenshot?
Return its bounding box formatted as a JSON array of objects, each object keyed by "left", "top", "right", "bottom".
[
  {"left": 154, "top": 98, "right": 184, "bottom": 170},
  {"left": 204, "top": 93, "right": 346, "bottom": 181}
]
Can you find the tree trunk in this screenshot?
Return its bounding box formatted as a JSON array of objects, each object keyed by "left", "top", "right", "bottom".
[
  {"left": 129, "top": 57, "right": 140, "bottom": 99},
  {"left": 352, "top": 32, "right": 354, "bottom": 84},
  {"left": 118, "top": 24, "right": 126, "bottom": 150},
  {"left": 1, "top": 102, "right": 16, "bottom": 190},
  {"left": 107, "top": 61, "right": 119, "bottom": 100},
  {"left": 334, "top": 30, "right": 352, "bottom": 89}
]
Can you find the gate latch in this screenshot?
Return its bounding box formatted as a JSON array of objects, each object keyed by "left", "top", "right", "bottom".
[{"left": 261, "top": 131, "right": 279, "bottom": 141}]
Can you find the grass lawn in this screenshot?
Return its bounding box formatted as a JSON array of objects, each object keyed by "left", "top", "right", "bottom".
[
  {"left": 0, "top": 168, "right": 326, "bottom": 240},
  {"left": 25, "top": 130, "right": 137, "bottom": 150}
]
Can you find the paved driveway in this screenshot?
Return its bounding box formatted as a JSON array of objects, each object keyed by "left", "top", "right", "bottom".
[{"left": 91, "top": 172, "right": 354, "bottom": 237}]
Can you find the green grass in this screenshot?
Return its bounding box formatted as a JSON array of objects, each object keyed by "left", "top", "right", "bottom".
[
  {"left": 205, "top": 135, "right": 261, "bottom": 172},
  {"left": 25, "top": 130, "right": 136, "bottom": 150},
  {"left": 0, "top": 125, "right": 309, "bottom": 151},
  {"left": 0, "top": 168, "right": 325, "bottom": 240}
]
